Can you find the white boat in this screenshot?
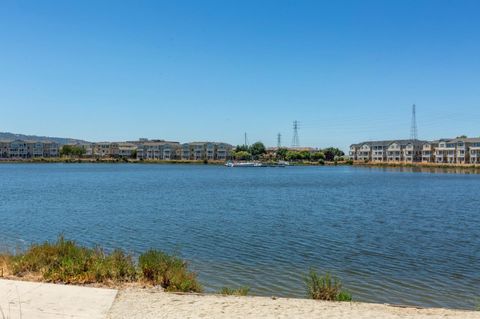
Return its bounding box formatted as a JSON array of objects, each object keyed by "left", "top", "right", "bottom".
[
  {"left": 225, "top": 161, "right": 288, "bottom": 167},
  {"left": 225, "top": 161, "right": 261, "bottom": 167}
]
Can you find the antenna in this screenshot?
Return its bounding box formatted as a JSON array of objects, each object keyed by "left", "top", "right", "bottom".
[
  {"left": 277, "top": 133, "right": 281, "bottom": 148},
  {"left": 292, "top": 120, "right": 300, "bottom": 147},
  {"left": 410, "top": 104, "right": 418, "bottom": 141}
]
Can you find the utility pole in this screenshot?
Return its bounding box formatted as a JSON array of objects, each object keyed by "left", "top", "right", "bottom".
[
  {"left": 291, "top": 120, "right": 300, "bottom": 147},
  {"left": 277, "top": 133, "right": 281, "bottom": 148},
  {"left": 410, "top": 104, "right": 418, "bottom": 141}
]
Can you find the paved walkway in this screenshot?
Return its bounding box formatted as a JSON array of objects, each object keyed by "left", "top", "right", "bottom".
[{"left": 0, "top": 279, "right": 117, "bottom": 319}]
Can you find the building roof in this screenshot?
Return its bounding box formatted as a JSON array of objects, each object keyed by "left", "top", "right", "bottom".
[{"left": 351, "top": 139, "right": 427, "bottom": 147}]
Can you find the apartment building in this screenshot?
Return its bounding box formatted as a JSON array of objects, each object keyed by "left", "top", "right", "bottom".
[
  {"left": 0, "top": 140, "right": 60, "bottom": 159},
  {"left": 136, "top": 141, "right": 181, "bottom": 160},
  {"left": 113, "top": 143, "right": 138, "bottom": 158},
  {"left": 0, "top": 141, "right": 9, "bottom": 158},
  {"left": 351, "top": 137, "right": 480, "bottom": 164},
  {"left": 181, "top": 142, "right": 233, "bottom": 160}
]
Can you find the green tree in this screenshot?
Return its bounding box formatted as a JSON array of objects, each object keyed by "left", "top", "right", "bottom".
[
  {"left": 235, "top": 145, "right": 249, "bottom": 152},
  {"left": 249, "top": 142, "right": 266, "bottom": 159},
  {"left": 60, "top": 145, "right": 86, "bottom": 157},
  {"left": 276, "top": 148, "right": 288, "bottom": 160},
  {"left": 233, "top": 151, "right": 252, "bottom": 160},
  {"left": 311, "top": 151, "right": 325, "bottom": 161},
  {"left": 286, "top": 151, "right": 302, "bottom": 161},
  {"left": 299, "top": 150, "right": 311, "bottom": 160},
  {"left": 322, "top": 147, "right": 344, "bottom": 162}
]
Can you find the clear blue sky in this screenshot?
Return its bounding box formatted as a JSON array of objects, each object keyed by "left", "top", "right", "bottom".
[{"left": 1, "top": 0, "right": 479, "bottom": 150}]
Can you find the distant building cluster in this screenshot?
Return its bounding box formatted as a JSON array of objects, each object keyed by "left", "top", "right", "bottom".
[
  {"left": 350, "top": 138, "right": 480, "bottom": 164},
  {"left": 0, "top": 140, "right": 60, "bottom": 158},
  {"left": 0, "top": 138, "right": 234, "bottom": 161},
  {"left": 86, "top": 140, "right": 233, "bottom": 161}
]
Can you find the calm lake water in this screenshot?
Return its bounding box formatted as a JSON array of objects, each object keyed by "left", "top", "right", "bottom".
[{"left": 0, "top": 164, "right": 479, "bottom": 309}]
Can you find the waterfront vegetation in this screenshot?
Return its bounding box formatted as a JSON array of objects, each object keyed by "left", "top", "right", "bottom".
[
  {"left": 219, "top": 286, "right": 250, "bottom": 296},
  {"left": 0, "top": 236, "right": 201, "bottom": 292},
  {"left": 230, "top": 141, "right": 345, "bottom": 164},
  {"left": 1, "top": 236, "right": 355, "bottom": 302},
  {"left": 305, "top": 269, "right": 352, "bottom": 302}
]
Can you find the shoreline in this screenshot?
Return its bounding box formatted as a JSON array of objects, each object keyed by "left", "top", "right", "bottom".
[
  {"left": 1, "top": 279, "right": 479, "bottom": 319},
  {"left": 0, "top": 276, "right": 480, "bottom": 319}
]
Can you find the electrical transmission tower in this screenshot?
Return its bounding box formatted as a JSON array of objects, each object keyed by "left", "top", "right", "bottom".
[
  {"left": 277, "top": 133, "right": 282, "bottom": 148},
  {"left": 291, "top": 120, "right": 300, "bottom": 147},
  {"left": 410, "top": 104, "right": 418, "bottom": 141}
]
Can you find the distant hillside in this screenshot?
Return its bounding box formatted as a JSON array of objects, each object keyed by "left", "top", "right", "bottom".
[{"left": 0, "top": 132, "right": 89, "bottom": 145}]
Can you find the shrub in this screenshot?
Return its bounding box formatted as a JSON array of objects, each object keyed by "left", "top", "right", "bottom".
[
  {"left": 219, "top": 286, "right": 250, "bottom": 296},
  {"left": 138, "top": 249, "right": 201, "bottom": 292},
  {"left": 305, "top": 269, "right": 352, "bottom": 301},
  {"left": 9, "top": 235, "right": 136, "bottom": 284}
]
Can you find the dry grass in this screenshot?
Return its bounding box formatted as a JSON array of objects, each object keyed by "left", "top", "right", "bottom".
[
  {"left": 305, "top": 269, "right": 352, "bottom": 301},
  {"left": 0, "top": 236, "right": 200, "bottom": 293}
]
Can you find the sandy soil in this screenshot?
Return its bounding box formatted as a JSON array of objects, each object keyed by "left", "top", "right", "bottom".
[{"left": 107, "top": 287, "right": 480, "bottom": 319}]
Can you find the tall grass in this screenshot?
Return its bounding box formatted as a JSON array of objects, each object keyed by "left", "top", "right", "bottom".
[
  {"left": 219, "top": 286, "right": 250, "bottom": 296},
  {"left": 8, "top": 236, "right": 136, "bottom": 284},
  {"left": 138, "top": 249, "right": 202, "bottom": 292},
  {"left": 0, "top": 236, "right": 200, "bottom": 292},
  {"left": 305, "top": 269, "right": 352, "bottom": 301}
]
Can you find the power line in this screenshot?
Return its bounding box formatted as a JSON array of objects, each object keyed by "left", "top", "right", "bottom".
[
  {"left": 410, "top": 104, "right": 418, "bottom": 140},
  {"left": 292, "top": 120, "right": 300, "bottom": 147}
]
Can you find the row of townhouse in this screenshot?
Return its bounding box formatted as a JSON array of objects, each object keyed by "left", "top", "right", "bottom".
[
  {"left": 83, "top": 140, "right": 233, "bottom": 161},
  {"left": 422, "top": 138, "right": 480, "bottom": 164},
  {"left": 350, "top": 138, "right": 480, "bottom": 164},
  {"left": 0, "top": 140, "right": 60, "bottom": 159}
]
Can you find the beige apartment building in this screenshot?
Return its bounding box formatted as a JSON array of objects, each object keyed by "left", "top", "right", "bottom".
[
  {"left": 351, "top": 137, "right": 480, "bottom": 164},
  {"left": 350, "top": 140, "right": 424, "bottom": 162},
  {"left": 181, "top": 142, "right": 233, "bottom": 161},
  {"left": 0, "top": 140, "right": 60, "bottom": 159}
]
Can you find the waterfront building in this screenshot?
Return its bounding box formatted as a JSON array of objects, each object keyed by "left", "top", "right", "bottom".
[
  {"left": 351, "top": 137, "right": 480, "bottom": 164},
  {"left": 421, "top": 141, "right": 438, "bottom": 163},
  {"left": 93, "top": 142, "right": 112, "bottom": 157},
  {"left": 215, "top": 143, "right": 232, "bottom": 161},
  {"left": 9, "top": 140, "right": 28, "bottom": 158},
  {"left": 0, "top": 140, "right": 10, "bottom": 158},
  {"left": 42, "top": 141, "right": 60, "bottom": 157},
  {"left": 115, "top": 143, "right": 138, "bottom": 158},
  {"left": 136, "top": 141, "right": 181, "bottom": 160},
  {"left": 0, "top": 138, "right": 231, "bottom": 161}
]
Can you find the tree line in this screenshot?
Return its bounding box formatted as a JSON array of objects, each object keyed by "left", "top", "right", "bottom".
[{"left": 231, "top": 142, "right": 345, "bottom": 162}]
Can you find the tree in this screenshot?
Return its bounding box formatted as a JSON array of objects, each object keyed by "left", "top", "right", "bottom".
[
  {"left": 235, "top": 145, "right": 249, "bottom": 152},
  {"left": 249, "top": 142, "right": 266, "bottom": 159},
  {"left": 130, "top": 149, "right": 138, "bottom": 159},
  {"left": 457, "top": 135, "right": 467, "bottom": 138},
  {"left": 60, "top": 145, "right": 86, "bottom": 157},
  {"left": 322, "top": 147, "right": 344, "bottom": 162},
  {"left": 286, "top": 151, "right": 302, "bottom": 161},
  {"left": 276, "top": 148, "right": 288, "bottom": 160},
  {"left": 233, "top": 151, "right": 251, "bottom": 160},
  {"left": 311, "top": 151, "right": 325, "bottom": 161}
]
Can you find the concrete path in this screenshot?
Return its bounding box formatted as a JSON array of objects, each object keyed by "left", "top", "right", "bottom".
[{"left": 0, "top": 279, "right": 117, "bottom": 319}]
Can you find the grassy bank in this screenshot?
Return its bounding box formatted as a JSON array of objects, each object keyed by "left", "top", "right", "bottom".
[
  {"left": 0, "top": 236, "right": 201, "bottom": 292},
  {"left": 0, "top": 236, "right": 351, "bottom": 302}
]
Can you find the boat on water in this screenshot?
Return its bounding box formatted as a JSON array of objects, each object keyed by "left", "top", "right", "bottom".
[{"left": 225, "top": 161, "right": 289, "bottom": 167}]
